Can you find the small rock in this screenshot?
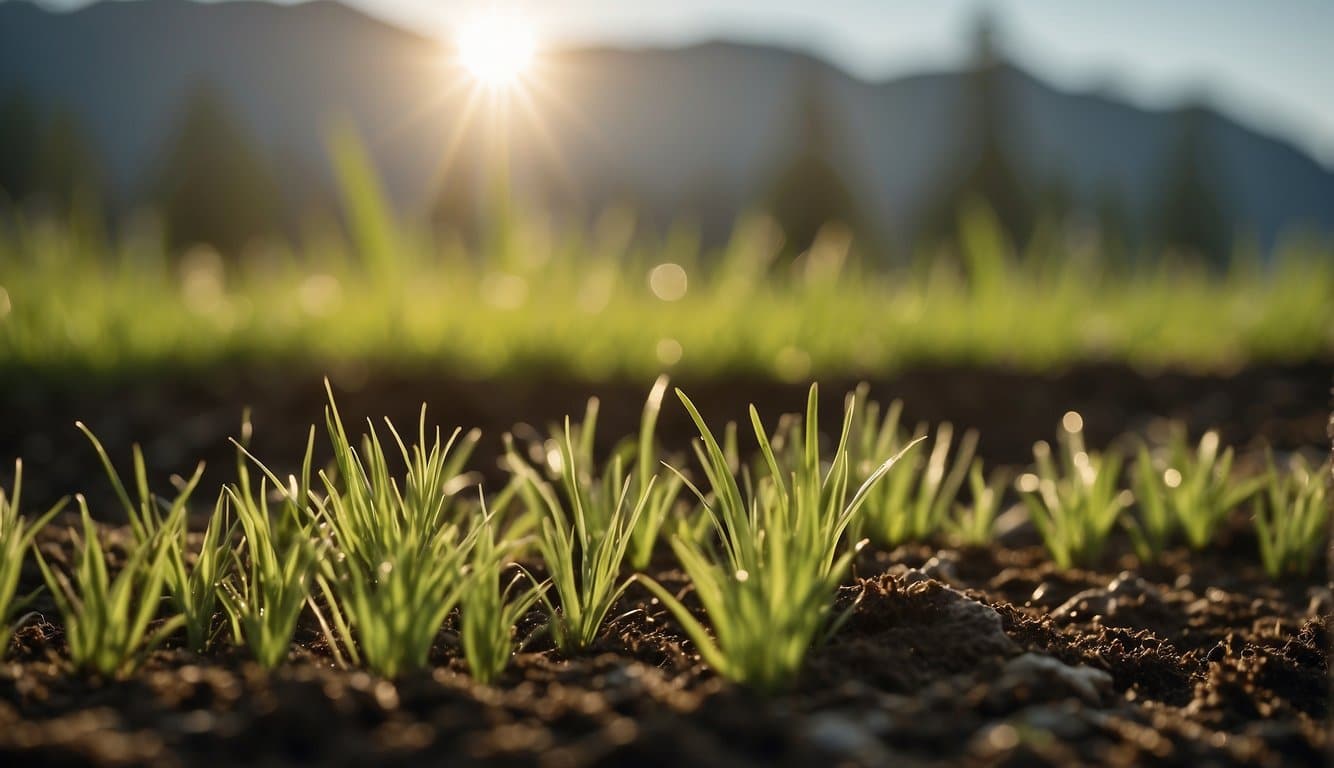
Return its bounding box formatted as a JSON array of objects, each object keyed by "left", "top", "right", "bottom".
[
  {"left": 921, "top": 551, "right": 961, "bottom": 584},
  {"left": 994, "top": 504, "right": 1038, "bottom": 548},
  {"left": 998, "top": 653, "right": 1113, "bottom": 705},
  {"left": 1052, "top": 572, "right": 1165, "bottom": 623},
  {"left": 803, "top": 712, "right": 890, "bottom": 763}
]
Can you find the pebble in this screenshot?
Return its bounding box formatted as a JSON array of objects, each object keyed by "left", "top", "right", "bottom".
[{"left": 998, "top": 653, "right": 1113, "bottom": 705}]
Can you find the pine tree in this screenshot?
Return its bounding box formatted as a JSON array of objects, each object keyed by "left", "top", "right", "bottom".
[
  {"left": 1154, "top": 105, "right": 1230, "bottom": 269},
  {"left": 765, "top": 62, "right": 863, "bottom": 255},
  {"left": 920, "top": 11, "right": 1033, "bottom": 249},
  {"left": 153, "top": 82, "right": 281, "bottom": 253}
]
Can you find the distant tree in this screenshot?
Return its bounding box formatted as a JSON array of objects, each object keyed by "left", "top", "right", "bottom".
[
  {"left": 0, "top": 89, "right": 42, "bottom": 207},
  {"left": 1094, "top": 184, "right": 1136, "bottom": 266},
  {"left": 0, "top": 92, "right": 102, "bottom": 219},
  {"left": 920, "top": 11, "right": 1034, "bottom": 249},
  {"left": 35, "top": 108, "right": 103, "bottom": 217},
  {"left": 1153, "top": 105, "right": 1231, "bottom": 269},
  {"left": 765, "top": 63, "right": 863, "bottom": 255},
  {"left": 153, "top": 82, "right": 281, "bottom": 253}
]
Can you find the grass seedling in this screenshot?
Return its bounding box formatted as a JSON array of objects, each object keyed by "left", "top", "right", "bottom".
[
  {"left": 460, "top": 511, "right": 548, "bottom": 685},
  {"left": 636, "top": 386, "right": 921, "bottom": 691},
  {"left": 628, "top": 376, "right": 685, "bottom": 570},
  {"left": 221, "top": 426, "right": 321, "bottom": 669},
  {"left": 946, "top": 461, "right": 1010, "bottom": 547},
  {"left": 76, "top": 424, "right": 232, "bottom": 652},
  {"left": 1128, "top": 424, "right": 1263, "bottom": 559},
  {"left": 311, "top": 393, "right": 483, "bottom": 677},
  {"left": 1254, "top": 454, "right": 1329, "bottom": 578},
  {"left": 858, "top": 416, "right": 978, "bottom": 547},
  {"left": 507, "top": 420, "right": 652, "bottom": 654},
  {"left": 0, "top": 461, "right": 66, "bottom": 656},
  {"left": 35, "top": 498, "right": 184, "bottom": 677},
  {"left": 1017, "top": 412, "right": 1132, "bottom": 569}
]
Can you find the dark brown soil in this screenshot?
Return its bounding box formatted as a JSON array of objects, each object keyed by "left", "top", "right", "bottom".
[
  {"left": 1, "top": 528, "right": 1329, "bottom": 767},
  {"left": 2, "top": 359, "right": 1329, "bottom": 511},
  {"left": 0, "top": 361, "right": 1329, "bottom": 766}
]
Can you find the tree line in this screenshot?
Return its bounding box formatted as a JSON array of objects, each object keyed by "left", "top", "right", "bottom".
[{"left": 0, "top": 20, "right": 1233, "bottom": 268}]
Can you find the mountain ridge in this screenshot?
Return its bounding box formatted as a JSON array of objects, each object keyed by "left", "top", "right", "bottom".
[{"left": 2, "top": 0, "right": 1331, "bottom": 247}]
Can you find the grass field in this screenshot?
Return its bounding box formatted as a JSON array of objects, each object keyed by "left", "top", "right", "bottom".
[{"left": 2, "top": 196, "right": 1332, "bottom": 379}]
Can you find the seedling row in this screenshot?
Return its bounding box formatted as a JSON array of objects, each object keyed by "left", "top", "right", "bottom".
[{"left": 0, "top": 378, "right": 1325, "bottom": 691}]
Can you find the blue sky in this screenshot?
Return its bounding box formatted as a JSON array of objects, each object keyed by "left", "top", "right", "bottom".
[{"left": 42, "top": 0, "right": 1334, "bottom": 166}]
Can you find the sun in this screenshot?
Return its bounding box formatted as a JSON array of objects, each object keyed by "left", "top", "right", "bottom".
[{"left": 458, "top": 13, "right": 536, "bottom": 86}]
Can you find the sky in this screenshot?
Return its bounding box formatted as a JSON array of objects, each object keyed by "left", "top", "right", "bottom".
[{"left": 39, "top": 0, "right": 1334, "bottom": 166}]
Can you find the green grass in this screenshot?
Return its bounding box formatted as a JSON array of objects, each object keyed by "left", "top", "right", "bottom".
[
  {"left": 506, "top": 419, "right": 651, "bottom": 654},
  {"left": 460, "top": 513, "right": 548, "bottom": 684},
  {"left": 1254, "top": 453, "right": 1328, "bottom": 578},
  {"left": 1, "top": 199, "right": 1331, "bottom": 381},
  {"left": 35, "top": 498, "right": 184, "bottom": 678},
  {"left": 76, "top": 425, "right": 231, "bottom": 652},
  {"left": 1127, "top": 424, "right": 1263, "bottom": 559},
  {"left": 0, "top": 379, "right": 1328, "bottom": 687},
  {"left": 221, "top": 431, "right": 321, "bottom": 669},
  {"left": 636, "top": 386, "right": 922, "bottom": 691},
  {"left": 310, "top": 392, "right": 484, "bottom": 677},
  {"left": 1017, "top": 412, "right": 1133, "bottom": 569},
  {"left": 0, "top": 462, "right": 65, "bottom": 657}
]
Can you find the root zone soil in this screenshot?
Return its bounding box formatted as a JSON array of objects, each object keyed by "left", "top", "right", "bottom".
[
  {"left": 1, "top": 524, "right": 1328, "bottom": 767},
  {"left": 0, "top": 362, "right": 1329, "bottom": 767}
]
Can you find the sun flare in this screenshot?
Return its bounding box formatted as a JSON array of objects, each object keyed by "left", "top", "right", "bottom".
[{"left": 458, "top": 14, "right": 535, "bottom": 86}]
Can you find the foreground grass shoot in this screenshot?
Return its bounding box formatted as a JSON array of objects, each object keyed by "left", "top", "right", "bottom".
[
  {"left": 35, "top": 498, "right": 183, "bottom": 678},
  {"left": 1017, "top": 412, "right": 1132, "bottom": 569},
  {"left": 460, "top": 514, "right": 548, "bottom": 684},
  {"left": 77, "top": 425, "right": 232, "bottom": 652},
  {"left": 221, "top": 427, "right": 321, "bottom": 669},
  {"left": 628, "top": 376, "right": 685, "bottom": 571},
  {"left": 637, "top": 386, "right": 922, "bottom": 691},
  {"left": 312, "top": 393, "right": 484, "bottom": 677},
  {"left": 0, "top": 462, "right": 66, "bottom": 657},
  {"left": 1253, "top": 455, "right": 1329, "bottom": 578},
  {"left": 508, "top": 421, "right": 652, "bottom": 654}
]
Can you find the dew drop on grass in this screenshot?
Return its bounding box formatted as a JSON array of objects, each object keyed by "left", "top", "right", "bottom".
[
  {"left": 1062, "top": 411, "right": 1084, "bottom": 433},
  {"left": 1163, "top": 468, "right": 1183, "bottom": 488}
]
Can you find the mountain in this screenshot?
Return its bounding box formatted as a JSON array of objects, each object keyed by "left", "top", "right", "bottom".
[{"left": 2, "top": 0, "right": 1332, "bottom": 249}]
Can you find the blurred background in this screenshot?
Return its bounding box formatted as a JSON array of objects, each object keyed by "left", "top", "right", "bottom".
[
  {"left": 0, "top": 0, "right": 1331, "bottom": 505},
  {"left": 2, "top": 0, "right": 1332, "bottom": 257}
]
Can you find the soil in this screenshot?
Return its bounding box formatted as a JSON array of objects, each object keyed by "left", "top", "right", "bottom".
[
  {"left": 2, "top": 359, "right": 1329, "bottom": 510},
  {"left": 0, "top": 361, "right": 1329, "bottom": 767},
  {"left": 1, "top": 526, "right": 1328, "bottom": 767}
]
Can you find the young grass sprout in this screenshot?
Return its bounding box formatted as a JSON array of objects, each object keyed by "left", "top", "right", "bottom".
[
  {"left": 77, "top": 424, "right": 232, "bottom": 652},
  {"left": 947, "top": 461, "right": 1011, "bottom": 547},
  {"left": 311, "top": 394, "right": 484, "bottom": 678},
  {"left": 1253, "top": 454, "right": 1329, "bottom": 578},
  {"left": 636, "top": 386, "right": 922, "bottom": 691},
  {"left": 460, "top": 512, "right": 548, "bottom": 684},
  {"left": 35, "top": 498, "right": 184, "bottom": 678},
  {"left": 1017, "top": 412, "right": 1132, "bottom": 569},
  {"left": 0, "top": 462, "right": 66, "bottom": 656},
  {"left": 844, "top": 387, "right": 978, "bottom": 547},
  {"left": 507, "top": 420, "right": 651, "bottom": 655},
  {"left": 221, "top": 426, "right": 321, "bottom": 669},
  {"left": 1128, "top": 424, "right": 1263, "bottom": 559}
]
